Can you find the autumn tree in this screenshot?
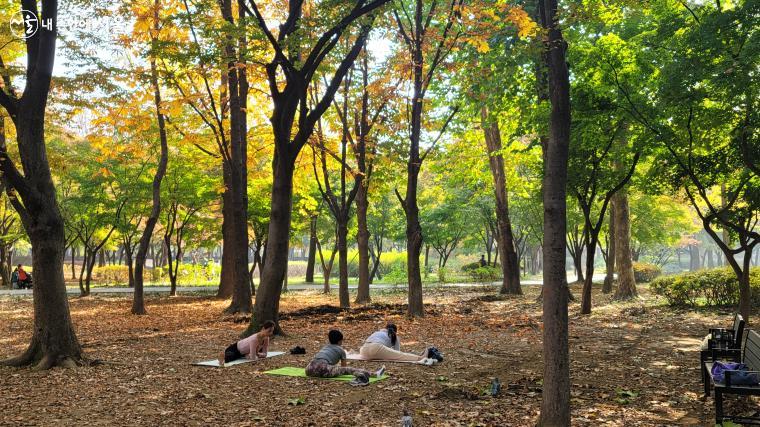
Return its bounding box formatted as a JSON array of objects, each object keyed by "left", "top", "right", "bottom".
[
  {"left": 392, "top": 0, "right": 463, "bottom": 316},
  {"left": 128, "top": 0, "right": 171, "bottom": 315},
  {"left": 247, "top": 0, "right": 391, "bottom": 332},
  {"left": 0, "top": 0, "right": 84, "bottom": 369}
]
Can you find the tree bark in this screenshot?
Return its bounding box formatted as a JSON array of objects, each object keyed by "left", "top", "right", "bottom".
[
  {"left": 537, "top": 0, "right": 571, "bottom": 423},
  {"left": 132, "top": 3, "right": 169, "bottom": 315},
  {"left": 613, "top": 190, "right": 637, "bottom": 300},
  {"left": 337, "top": 221, "right": 350, "bottom": 308},
  {"left": 219, "top": 0, "right": 252, "bottom": 314},
  {"left": 216, "top": 189, "right": 234, "bottom": 298},
  {"left": 251, "top": 154, "right": 294, "bottom": 333},
  {"left": 305, "top": 216, "right": 317, "bottom": 282},
  {"left": 602, "top": 203, "right": 615, "bottom": 293},
  {"left": 355, "top": 184, "right": 371, "bottom": 303},
  {"left": 481, "top": 107, "right": 521, "bottom": 295}
]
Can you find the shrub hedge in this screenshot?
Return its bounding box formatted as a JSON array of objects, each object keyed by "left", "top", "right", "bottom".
[
  {"left": 650, "top": 267, "right": 760, "bottom": 307},
  {"left": 632, "top": 262, "right": 662, "bottom": 283}
]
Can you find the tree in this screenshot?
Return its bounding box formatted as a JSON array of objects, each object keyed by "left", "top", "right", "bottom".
[
  {"left": 248, "top": 0, "right": 391, "bottom": 333},
  {"left": 128, "top": 0, "right": 170, "bottom": 314},
  {"left": 162, "top": 149, "right": 216, "bottom": 295},
  {"left": 312, "top": 80, "right": 360, "bottom": 308},
  {"left": 481, "top": 107, "right": 522, "bottom": 294},
  {"left": 0, "top": 0, "right": 84, "bottom": 369},
  {"left": 393, "top": 0, "right": 462, "bottom": 317},
  {"left": 611, "top": 0, "right": 759, "bottom": 319},
  {"left": 537, "top": 0, "right": 571, "bottom": 423},
  {"left": 337, "top": 51, "right": 396, "bottom": 304}
]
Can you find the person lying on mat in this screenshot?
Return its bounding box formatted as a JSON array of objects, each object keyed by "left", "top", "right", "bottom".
[
  {"left": 359, "top": 323, "right": 442, "bottom": 365},
  {"left": 218, "top": 320, "right": 275, "bottom": 366},
  {"left": 306, "top": 329, "right": 384, "bottom": 386}
]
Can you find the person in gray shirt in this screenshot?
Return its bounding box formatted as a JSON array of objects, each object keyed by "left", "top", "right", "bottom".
[{"left": 306, "top": 329, "right": 383, "bottom": 385}]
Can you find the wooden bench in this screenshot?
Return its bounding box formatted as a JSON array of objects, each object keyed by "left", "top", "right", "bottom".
[
  {"left": 705, "top": 329, "right": 760, "bottom": 425},
  {"left": 702, "top": 313, "right": 746, "bottom": 395}
]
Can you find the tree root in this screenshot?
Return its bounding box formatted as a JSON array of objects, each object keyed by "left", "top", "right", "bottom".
[{"left": 223, "top": 304, "right": 252, "bottom": 315}]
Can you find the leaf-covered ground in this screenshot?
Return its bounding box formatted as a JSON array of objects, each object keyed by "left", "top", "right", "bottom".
[{"left": 0, "top": 284, "right": 756, "bottom": 426}]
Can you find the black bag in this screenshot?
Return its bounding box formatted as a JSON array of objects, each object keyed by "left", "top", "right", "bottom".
[{"left": 290, "top": 346, "right": 306, "bottom": 355}]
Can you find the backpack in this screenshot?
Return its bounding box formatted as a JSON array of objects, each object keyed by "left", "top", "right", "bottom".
[{"left": 711, "top": 361, "right": 760, "bottom": 385}]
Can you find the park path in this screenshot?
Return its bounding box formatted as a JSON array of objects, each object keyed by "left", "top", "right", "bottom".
[{"left": 0, "top": 274, "right": 607, "bottom": 296}]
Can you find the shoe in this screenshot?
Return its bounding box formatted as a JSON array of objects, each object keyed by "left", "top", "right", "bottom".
[
  {"left": 349, "top": 374, "right": 370, "bottom": 386},
  {"left": 427, "top": 347, "right": 444, "bottom": 363},
  {"left": 376, "top": 365, "right": 386, "bottom": 378},
  {"left": 422, "top": 358, "right": 436, "bottom": 366}
]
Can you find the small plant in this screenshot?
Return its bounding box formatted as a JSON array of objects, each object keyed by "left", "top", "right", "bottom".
[
  {"left": 632, "top": 262, "right": 662, "bottom": 283},
  {"left": 437, "top": 267, "right": 449, "bottom": 283},
  {"left": 287, "top": 397, "right": 306, "bottom": 406}
]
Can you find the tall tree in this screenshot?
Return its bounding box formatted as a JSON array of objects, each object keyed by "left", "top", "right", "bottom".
[
  {"left": 481, "top": 107, "right": 522, "bottom": 294},
  {"left": 247, "top": 0, "right": 390, "bottom": 333},
  {"left": 611, "top": 0, "right": 758, "bottom": 319},
  {"left": 312, "top": 99, "right": 360, "bottom": 308},
  {"left": 537, "top": 0, "right": 571, "bottom": 423},
  {"left": 132, "top": 0, "right": 170, "bottom": 314},
  {"left": 393, "top": 0, "right": 462, "bottom": 317},
  {"left": 216, "top": 0, "right": 252, "bottom": 314},
  {"left": 0, "top": 0, "right": 84, "bottom": 369}
]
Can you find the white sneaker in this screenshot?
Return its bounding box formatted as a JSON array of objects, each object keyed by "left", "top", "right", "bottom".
[
  {"left": 422, "top": 358, "right": 436, "bottom": 366},
  {"left": 376, "top": 365, "right": 386, "bottom": 378}
]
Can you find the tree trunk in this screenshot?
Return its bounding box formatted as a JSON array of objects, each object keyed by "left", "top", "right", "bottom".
[
  {"left": 538, "top": 0, "right": 571, "bottom": 423},
  {"left": 739, "top": 253, "right": 751, "bottom": 321},
  {"left": 216, "top": 189, "right": 234, "bottom": 298},
  {"left": 125, "top": 244, "right": 135, "bottom": 288},
  {"left": 218, "top": 0, "right": 252, "bottom": 315},
  {"left": 305, "top": 216, "right": 317, "bottom": 283},
  {"left": 250, "top": 155, "right": 295, "bottom": 333},
  {"left": 481, "top": 107, "right": 522, "bottom": 295},
  {"left": 580, "top": 237, "right": 598, "bottom": 314},
  {"left": 602, "top": 203, "right": 615, "bottom": 293},
  {"left": 132, "top": 2, "right": 170, "bottom": 315},
  {"left": 78, "top": 247, "right": 88, "bottom": 296},
  {"left": 689, "top": 243, "right": 700, "bottom": 271},
  {"left": 355, "top": 184, "right": 371, "bottom": 303},
  {"left": 337, "top": 221, "right": 350, "bottom": 308},
  {"left": 571, "top": 245, "right": 584, "bottom": 283},
  {"left": 613, "top": 190, "right": 637, "bottom": 300},
  {"left": 404, "top": 188, "right": 424, "bottom": 317}
]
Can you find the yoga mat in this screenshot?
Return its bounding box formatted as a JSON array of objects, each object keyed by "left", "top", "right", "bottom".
[
  {"left": 346, "top": 352, "right": 424, "bottom": 364},
  {"left": 263, "top": 366, "right": 388, "bottom": 383},
  {"left": 193, "top": 351, "right": 286, "bottom": 367}
]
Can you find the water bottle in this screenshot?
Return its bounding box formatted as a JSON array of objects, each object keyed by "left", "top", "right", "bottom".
[
  {"left": 401, "top": 410, "right": 412, "bottom": 427},
  {"left": 491, "top": 377, "right": 501, "bottom": 397}
]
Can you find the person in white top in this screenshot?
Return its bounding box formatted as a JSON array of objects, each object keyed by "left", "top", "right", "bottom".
[{"left": 359, "top": 323, "right": 436, "bottom": 364}]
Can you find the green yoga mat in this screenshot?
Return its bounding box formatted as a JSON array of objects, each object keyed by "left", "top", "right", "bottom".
[{"left": 264, "top": 366, "right": 387, "bottom": 383}]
